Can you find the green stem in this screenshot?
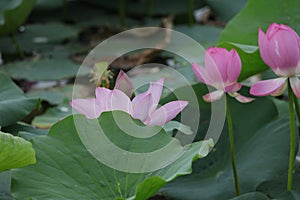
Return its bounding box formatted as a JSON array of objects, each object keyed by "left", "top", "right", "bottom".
[
  {"left": 10, "top": 34, "right": 25, "bottom": 59},
  {"left": 226, "top": 95, "right": 241, "bottom": 196},
  {"left": 119, "top": 0, "right": 126, "bottom": 27},
  {"left": 188, "top": 0, "right": 195, "bottom": 26},
  {"left": 288, "top": 79, "right": 296, "bottom": 191},
  {"left": 292, "top": 90, "right": 300, "bottom": 125}
]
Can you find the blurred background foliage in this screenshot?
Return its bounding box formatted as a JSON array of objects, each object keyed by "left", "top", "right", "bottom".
[{"left": 0, "top": 0, "right": 248, "bottom": 129}]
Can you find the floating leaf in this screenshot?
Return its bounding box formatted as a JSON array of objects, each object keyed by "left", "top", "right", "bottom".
[
  {"left": 14, "top": 22, "right": 79, "bottom": 52},
  {"left": 26, "top": 90, "right": 65, "bottom": 105},
  {"left": 0, "top": 56, "right": 83, "bottom": 81},
  {"left": 20, "top": 22, "right": 78, "bottom": 43},
  {"left": 32, "top": 101, "right": 72, "bottom": 129},
  {"left": 0, "top": 131, "right": 36, "bottom": 172},
  {"left": 0, "top": 23, "right": 80, "bottom": 54},
  {"left": 2, "top": 122, "right": 47, "bottom": 141},
  {"left": 27, "top": 84, "right": 91, "bottom": 105},
  {"left": 0, "top": 73, "right": 37, "bottom": 127}
]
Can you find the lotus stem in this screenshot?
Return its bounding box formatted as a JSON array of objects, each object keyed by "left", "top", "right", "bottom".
[
  {"left": 10, "top": 34, "right": 25, "bottom": 59},
  {"left": 292, "top": 91, "right": 300, "bottom": 126},
  {"left": 288, "top": 79, "right": 296, "bottom": 191},
  {"left": 226, "top": 95, "right": 240, "bottom": 196}
]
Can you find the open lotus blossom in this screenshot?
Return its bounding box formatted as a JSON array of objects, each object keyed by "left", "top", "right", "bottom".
[
  {"left": 70, "top": 70, "right": 188, "bottom": 126},
  {"left": 250, "top": 23, "right": 300, "bottom": 97},
  {"left": 192, "top": 47, "right": 254, "bottom": 103}
]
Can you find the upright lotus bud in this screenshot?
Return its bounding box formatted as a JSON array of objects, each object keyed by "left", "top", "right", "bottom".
[
  {"left": 258, "top": 23, "right": 300, "bottom": 77},
  {"left": 250, "top": 23, "right": 300, "bottom": 98},
  {"left": 192, "top": 47, "right": 253, "bottom": 103}
]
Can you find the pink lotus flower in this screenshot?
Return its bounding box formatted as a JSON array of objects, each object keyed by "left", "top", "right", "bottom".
[
  {"left": 192, "top": 47, "right": 254, "bottom": 103},
  {"left": 114, "top": 70, "right": 134, "bottom": 98},
  {"left": 250, "top": 23, "right": 300, "bottom": 97},
  {"left": 70, "top": 70, "right": 188, "bottom": 126}
]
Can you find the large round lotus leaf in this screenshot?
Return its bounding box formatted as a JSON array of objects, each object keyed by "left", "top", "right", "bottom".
[
  {"left": 218, "top": 0, "right": 300, "bottom": 80},
  {"left": 160, "top": 95, "right": 294, "bottom": 199},
  {"left": 12, "top": 111, "right": 213, "bottom": 200}
]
